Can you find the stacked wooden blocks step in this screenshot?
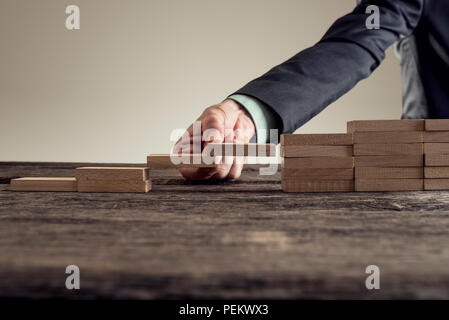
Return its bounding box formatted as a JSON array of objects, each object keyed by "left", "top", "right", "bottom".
[
  {"left": 350, "top": 120, "right": 424, "bottom": 192},
  {"left": 424, "top": 120, "right": 449, "bottom": 190},
  {"left": 76, "top": 167, "right": 151, "bottom": 193},
  {"left": 280, "top": 134, "right": 354, "bottom": 192}
]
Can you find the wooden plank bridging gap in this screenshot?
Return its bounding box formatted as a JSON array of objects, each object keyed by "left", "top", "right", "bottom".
[
  {"left": 77, "top": 179, "right": 151, "bottom": 193},
  {"left": 281, "top": 145, "right": 353, "bottom": 158},
  {"left": 10, "top": 177, "right": 77, "bottom": 192},
  {"left": 347, "top": 119, "right": 424, "bottom": 133},
  {"left": 76, "top": 167, "right": 150, "bottom": 181},
  {"left": 204, "top": 143, "right": 276, "bottom": 157},
  {"left": 147, "top": 154, "right": 218, "bottom": 168},
  {"left": 280, "top": 134, "right": 353, "bottom": 146}
]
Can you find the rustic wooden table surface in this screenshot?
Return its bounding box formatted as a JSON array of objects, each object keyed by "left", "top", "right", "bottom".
[{"left": 1, "top": 162, "right": 449, "bottom": 299}]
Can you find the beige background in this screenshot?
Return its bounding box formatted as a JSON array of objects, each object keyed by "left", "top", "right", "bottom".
[{"left": 0, "top": 0, "right": 402, "bottom": 163}]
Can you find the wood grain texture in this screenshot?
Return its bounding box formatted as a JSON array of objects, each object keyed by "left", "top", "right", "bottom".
[
  {"left": 424, "top": 167, "right": 449, "bottom": 179},
  {"left": 281, "top": 145, "right": 353, "bottom": 158},
  {"left": 425, "top": 119, "right": 449, "bottom": 131},
  {"left": 355, "top": 179, "right": 423, "bottom": 192},
  {"left": 425, "top": 154, "right": 449, "bottom": 166},
  {"left": 424, "top": 179, "right": 449, "bottom": 190},
  {"left": 280, "top": 134, "right": 353, "bottom": 146},
  {"left": 76, "top": 167, "right": 150, "bottom": 181},
  {"left": 353, "top": 143, "right": 423, "bottom": 156},
  {"left": 282, "top": 179, "right": 354, "bottom": 192},
  {"left": 3, "top": 162, "right": 449, "bottom": 299},
  {"left": 354, "top": 155, "right": 423, "bottom": 167},
  {"left": 355, "top": 167, "right": 423, "bottom": 179},
  {"left": 282, "top": 168, "right": 354, "bottom": 180},
  {"left": 424, "top": 143, "right": 449, "bottom": 154},
  {"left": 347, "top": 119, "right": 424, "bottom": 133},
  {"left": 77, "top": 179, "right": 151, "bottom": 193},
  {"left": 205, "top": 143, "right": 276, "bottom": 157},
  {"left": 423, "top": 131, "right": 449, "bottom": 143},
  {"left": 147, "top": 154, "right": 217, "bottom": 168},
  {"left": 353, "top": 132, "right": 423, "bottom": 144},
  {"left": 10, "top": 177, "right": 77, "bottom": 192},
  {"left": 282, "top": 157, "right": 354, "bottom": 169}
]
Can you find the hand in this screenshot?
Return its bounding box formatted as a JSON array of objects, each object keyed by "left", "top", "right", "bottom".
[{"left": 175, "top": 99, "right": 256, "bottom": 180}]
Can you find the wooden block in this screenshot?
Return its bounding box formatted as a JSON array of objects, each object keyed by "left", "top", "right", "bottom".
[
  {"left": 280, "top": 134, "right": 353, "bottom": 146},
  {"left": 147, "top": 154, "right": 218, "bottom": 168},
  {"left": 282, "top": 168, "right": 354, "bottom": 180},
  {"left": 76, "top": 167, "right": 149, "bottom": 181},
  {"left": 425, "top": 154, "right": 449, "bottom": 166},
  {"left": 10, "top": 177, "right": 77, "bottom": 192},
  {"left": 355, "top": 167, "right": 423, "bottom": 179},
  {"left": 282, "top": 157, "right": 354, "bottom": 169},
  {"left": 424, "top": 179, "right": 449, "bottom": 190},
  {"left": 423, "top": 132, "right": 449, "bottom": 143},
  {"left": 205, "top": 143, "right": 276, "bottom": 157},
  {"left": 281, "top": 145, "right": 352, "bottom": 158},
  {"left": 424, "top": 167, "right": 449, "bottom": 179},
  {"left": 354, "top": 155, "right": 423, "bottom": 167},
  {"left": 425, "top": 119, "right": 449, "bottom": 131},
  {"left": 355, "top": 179, "right": 423, "bottom": 192},
  {"left": 77, "top": 179, "right": 151, "bottom": 193},
  {"left": 353, "top": 132, "right": 423, "bottom": 144},
  {"left": 424, "top": 143, "right": 449, "bottom": 154},
  {"left": 347, "top": 119, "right": 424, "bottom": 133},
  {"left": 282, "top": 180, "right": 354, "bottom": 193},
  {"left": 353, "top": 143, "right": 423, "bottom": 156}
]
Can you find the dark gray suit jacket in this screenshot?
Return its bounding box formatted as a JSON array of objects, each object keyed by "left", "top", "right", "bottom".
[{"left": 234, "top": 0, "right": 449, "bottom": 134}]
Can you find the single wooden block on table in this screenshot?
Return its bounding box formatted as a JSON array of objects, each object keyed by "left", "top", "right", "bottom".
[
  {"left": 424, "top": 167, "right": 449, "bottom": 179},
  {"left": 423, "top": 143, "right": 449, "bottom": 154},
  {"left": 425, "top": 119, "right": 449, "bottom": 131},
  {"left": 282, "top": 179, "right": 354, "bottom": 193},
  {"left": 425, "top": 154, "right": 449, "bottom": 166},
  {"left": 147, "top": 154, "right": 218, "bottom": 168},
  {"left": 355, "top": 179, "right": 423, "bottom": 192},
  {"left": 354, "top": 155, "right": 423, "bottom": 167},
  {"left": 77, "top": 179, "right": 151, "bottom": 193},
  {"left": 355, "top": 167, "right": 423, "bottom": 179},
  {"left": 424, "top": 179, "right": 449, "bottom": 190},
  {"left": 10, "top": 177, "right": 77, "bottom": 192},
  {"left": 353, "top": 143, "right": 423, "bottom": 156},
  {"left": 280, "top": 133, "right": 353, "bottom": 146},
  {"left": 347, "top": 119, "right": 424, "bottom": 133},
  {"left": 282, "top": 168, "right": 354, "bottom": 180},
  {"left": 353, "top": 131, "right": 423, "bottom": 144},
  {"left": 282, "top": 157, "right": 354, "bottom": 169},
  {"left": 76, "top": 167, "right": 150, "bottom": 181},
  {"left": 281, "top": 145, "right": 353, "bottom": 158},
  {"left": 423, "top": 132, "right": 449, "bottom": 143},
  {"left": 205, "top": 143, "right": 276, "bottom": 157}
]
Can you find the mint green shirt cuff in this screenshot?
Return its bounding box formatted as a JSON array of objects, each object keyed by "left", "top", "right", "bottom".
[{"left": 228, "top": 94, "right": 279, "bottom": 143}]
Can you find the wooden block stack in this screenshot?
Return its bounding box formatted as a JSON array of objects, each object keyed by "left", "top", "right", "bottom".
[
  {"left": 424, "top": 120, "right": 449, "bottom": 190},
  {"left": 350, "top": 120, "right": 424, "bottom": 192},
  {"left": 280, "top": 134, "right": 354, "bottom": 192}
]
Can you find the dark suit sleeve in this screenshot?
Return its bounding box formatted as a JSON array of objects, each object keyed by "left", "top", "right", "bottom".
[{"left": 232, "top": 0, "right": 424, "bottom": 134}]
